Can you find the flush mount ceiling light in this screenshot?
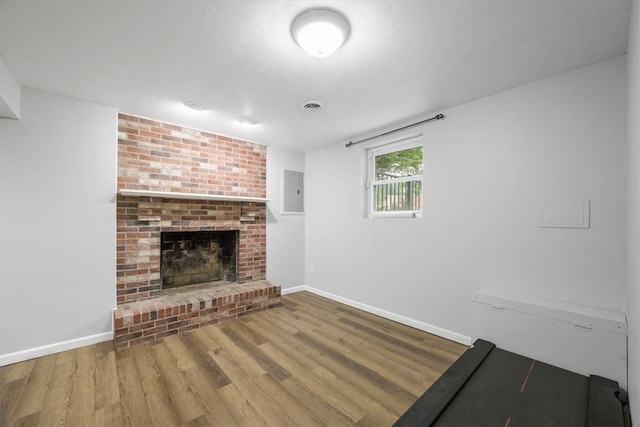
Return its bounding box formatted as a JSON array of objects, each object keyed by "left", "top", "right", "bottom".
[
  {"left": 238, "top": 118, "right": 257, "bottom": 126},
  {"left": 292, "top": 9, "right": 350, "bottom": 57},
  {"left": 184, "top": 101, "right": 205, "bottom": 112}
]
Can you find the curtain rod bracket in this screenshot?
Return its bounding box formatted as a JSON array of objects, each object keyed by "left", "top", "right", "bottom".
[{"left": 345, "top": 113, "right": 445, "bottom": 148}]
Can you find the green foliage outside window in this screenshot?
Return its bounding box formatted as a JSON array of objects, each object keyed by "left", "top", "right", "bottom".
[
  {"left": 373, "top": 146, "right": 423, "bottom": 211},
  {"left": 375, "top": 146, "right": 423, "bottom": 179}
]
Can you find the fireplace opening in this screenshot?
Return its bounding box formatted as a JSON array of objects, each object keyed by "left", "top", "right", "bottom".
[{"left": 160, "top": 230, "right": 238, "bottom": 290}]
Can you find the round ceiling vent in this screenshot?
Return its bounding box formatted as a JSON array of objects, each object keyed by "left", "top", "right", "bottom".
[{"left": 302, "top": 100, "right": 323, "bottom": 110}]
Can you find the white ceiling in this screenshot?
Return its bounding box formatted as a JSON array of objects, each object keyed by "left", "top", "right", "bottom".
[{"left": 0, "top": 0, "right": 632, "bottom": 152}]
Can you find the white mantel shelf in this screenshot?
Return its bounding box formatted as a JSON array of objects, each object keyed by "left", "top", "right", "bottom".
[{"left": 118, "top": 189, "right": 270, "bottom": 203}]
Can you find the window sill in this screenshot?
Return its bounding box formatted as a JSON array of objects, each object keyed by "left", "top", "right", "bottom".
[{"left": 369, "top": 211, "right": 422, "bottom": 219}]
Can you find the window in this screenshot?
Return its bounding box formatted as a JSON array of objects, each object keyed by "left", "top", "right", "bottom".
[{"left": 367, "top": 136, "right": 423, "bottom": 217}]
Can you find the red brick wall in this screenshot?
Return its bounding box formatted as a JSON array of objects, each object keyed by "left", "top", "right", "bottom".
[{"left": 116, "top": 114, "right": 267, "bottom": 305}]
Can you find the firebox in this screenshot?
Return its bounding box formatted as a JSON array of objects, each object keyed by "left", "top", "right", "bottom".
[{"left": 160, "top": 230, "right": 238, "bottom": 289}]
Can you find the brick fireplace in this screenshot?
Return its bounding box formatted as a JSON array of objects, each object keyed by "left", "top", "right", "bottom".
[
  {"left": 116, "top": 197, "right": 266, "bottom": 304},
  {"left": 114, "top": 114, "right": 280, "bottom": 349}
]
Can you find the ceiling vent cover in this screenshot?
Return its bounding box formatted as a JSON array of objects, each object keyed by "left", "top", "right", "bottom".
[{"left": 302, "top": 100, "right": 323, "bottom": 110}]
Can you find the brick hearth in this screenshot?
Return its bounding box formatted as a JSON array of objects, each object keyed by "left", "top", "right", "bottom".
[{"left": 113, "top": 280, "right": 281, "bottom": 349}]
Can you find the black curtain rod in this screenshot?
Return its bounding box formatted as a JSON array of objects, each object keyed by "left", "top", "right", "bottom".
[{"left": 345, "top": 113, "right": 445, "bottom": 148}]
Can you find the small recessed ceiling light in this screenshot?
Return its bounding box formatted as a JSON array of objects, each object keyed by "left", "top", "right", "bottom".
[
  {"left": 292, "top": 9, "right": 350, "bottom": 57},
  {"left": 238, "top": 118, "right": 257, "bottom": 126},
  {"left": 184, "top": 101, "right": 205, "bottom": 112}
]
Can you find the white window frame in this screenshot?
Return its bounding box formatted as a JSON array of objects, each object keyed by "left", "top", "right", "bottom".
[{"left": 367, "top": 135, "right": 423, "bottom": 219}]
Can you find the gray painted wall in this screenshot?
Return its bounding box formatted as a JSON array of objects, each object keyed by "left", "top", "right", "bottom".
[
  {"left": 305, "top": 56, "right": 627, "bottom": 358},
  {"left": 0, "top": 88, "right": 117, "bottom": 358}
]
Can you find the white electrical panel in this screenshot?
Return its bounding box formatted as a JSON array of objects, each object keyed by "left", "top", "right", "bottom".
[{"left": 283, "top": 169, "right": 304, "bottom": 213}]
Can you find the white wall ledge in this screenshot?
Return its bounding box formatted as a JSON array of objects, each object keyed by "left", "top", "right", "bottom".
[
  {"left": 118, "top": 189, "right": 270, "bottom": 203},
  {"left": 472, "top": 289, "right": 627, "bottom": 334}
]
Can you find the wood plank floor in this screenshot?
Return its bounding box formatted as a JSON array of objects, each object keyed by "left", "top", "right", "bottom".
[{"left": 0, "top": 291, "right": 467, "bottom": 426}]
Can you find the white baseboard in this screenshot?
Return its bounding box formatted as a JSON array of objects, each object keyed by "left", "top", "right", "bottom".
[
  {"left": 284, "top": 286, "right": 472, "bottom": 346},
  {"left": 281, "top": 285, "right": 306, "bottom": 295},
  {"left": 0, "top": 331, "right": 113, "bottom": 367}
]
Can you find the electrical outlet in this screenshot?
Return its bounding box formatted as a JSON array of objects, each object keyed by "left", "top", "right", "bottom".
[{"left": 310, "top": 267, "right": 315, "bottom": 276}]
